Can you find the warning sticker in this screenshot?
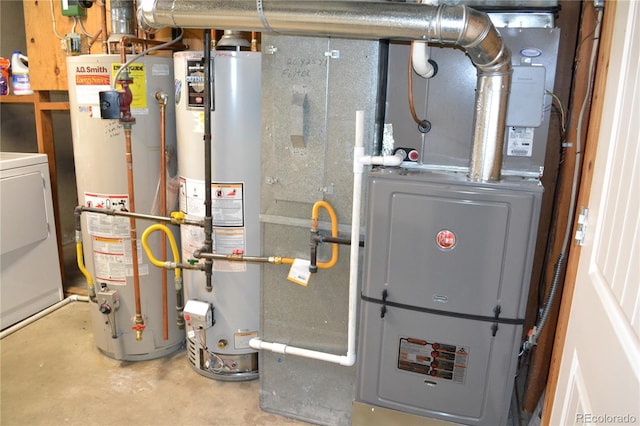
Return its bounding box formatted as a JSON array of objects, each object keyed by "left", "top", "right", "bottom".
[
  {"left": 507, "top": 127, "right": 534, "bottom": 157},
  {"left": 178, "top": 219, "right": 247, "bottom": 272},
  {"left": 92, "top": 236, "right": 148, "bottom": 283},
  {"left": 111, "top": 63, "right": 148, "bottom": 110},
  {"left": 398, "top": 337, "right": 469, "bottom": 384},
  {"left": 213, "top": 228, "right": 247, "bottom": 272},
  {"left": 212, "top": 183, "right": 244, "bottom": 227},
  {"left": 234, "top": 331, "right": 258, "bottom": 349},
  {"left": 179, "top": 178, "right": 244, "bottom": 227},
  {"left": 180, "top": 223, "right": 205, "bottom": 264},
  {"left": 84, "top": 193, "right": 130, "bottom": 238}
]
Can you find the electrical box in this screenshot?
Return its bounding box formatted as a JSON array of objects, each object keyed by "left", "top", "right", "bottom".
[
  {"left": 184, "top": 300, "right": 214, "bottom": 330},
  {"left": 506, "top": 65, "right": 547, "bottom": 128},
  {"left": 61, "top": 0, "right": 85, "bottom": 17}
]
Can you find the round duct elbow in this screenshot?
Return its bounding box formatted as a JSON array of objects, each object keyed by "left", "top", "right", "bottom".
[{"left": 138, "top": 0, "right": 163, "bottom": 32}]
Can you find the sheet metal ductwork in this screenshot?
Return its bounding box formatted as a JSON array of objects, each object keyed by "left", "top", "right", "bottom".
[
  {"left": 111, "top": 0, "right": 136, "bottom": 36},
  {"left": 138, "top": 0, "right": 512, "bottom": 182}
]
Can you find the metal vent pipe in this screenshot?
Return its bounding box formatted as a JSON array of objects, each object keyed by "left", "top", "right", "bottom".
[
  {"left": 111, "top": 0, "right": 136, "bottom": 36},
  {"left": 139, "top": 0, "right": 511, "bottom": 181}
]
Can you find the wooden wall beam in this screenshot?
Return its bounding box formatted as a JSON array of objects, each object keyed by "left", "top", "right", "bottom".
[{"left": 523, "top": 0, "right": 604, "bottom": 412}]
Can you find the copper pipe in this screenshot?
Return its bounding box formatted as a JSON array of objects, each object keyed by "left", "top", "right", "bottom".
[
  {"left": 124, "top": 127, "right": 145, "bottom": 340},
  {"left": 87, "top": 28, "right": 104, "bottom": 52},
  {"left": 251, "top": 31, "right": 258, "bottom": 52},
  {"left": 156, "top": 91, "right": 169, "bottom": 341},
  {"left": 120, "top": 41, "right": 127, "bottom": 65},
  {"left": 407, "top": 44, "right": 422, "bottom": 126}
]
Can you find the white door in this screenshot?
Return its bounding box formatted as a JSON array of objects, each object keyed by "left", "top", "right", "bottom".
[{"left": 548, "top": 1, "right": 640, "bottom": 425}]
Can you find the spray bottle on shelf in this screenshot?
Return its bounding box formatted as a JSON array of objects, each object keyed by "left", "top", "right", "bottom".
[{"left": 11, "top": 51, "right": 33, "bottom": 96}]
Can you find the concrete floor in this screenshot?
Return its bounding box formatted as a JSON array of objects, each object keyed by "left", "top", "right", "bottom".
[
  {"left": 0, "top": 246, "right": 309, "bottom": 426},
  {"left": 0, "top": 299, "right": 309, "bottom": 426},
  {"left": 1, "top": 244, "right": 535, "bottom": 426}
]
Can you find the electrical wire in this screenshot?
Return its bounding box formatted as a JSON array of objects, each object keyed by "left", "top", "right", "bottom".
[
  {"left": 194, "top": 328, "right": 226, "bottom": 373},
  {"left": 546, "top": 90, "right": 567, "bottom": 136},
  {"left": 111, "top": 28, "right": 184, "bottom": 89},
  {"left": 49, "top": 0, "right": 66, "bottom": 40},
  {"left": 76, "top": 16, "right": 93, "bottom": 37},
  {"left": 523, "top": 6, "right": 604, "bottom": 353}
]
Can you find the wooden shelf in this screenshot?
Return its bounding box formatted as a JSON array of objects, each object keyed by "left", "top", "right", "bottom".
[
  {"left": 1, "top": 94, "right": 69, "bottom": 110},
  {"left": 0, "top": 94, "right": 36, "bottom": 104}
]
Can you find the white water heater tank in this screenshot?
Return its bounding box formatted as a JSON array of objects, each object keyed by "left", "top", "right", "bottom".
[
  {"left": 174, "top": 50, "right": 261, "bottom": 381},
  {"left": 67, "top": 54, "right": 183, "bottom": 360}
]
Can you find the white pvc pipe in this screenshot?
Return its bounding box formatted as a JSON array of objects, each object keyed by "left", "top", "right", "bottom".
[
  {"left": 361, "top": 153, "right": 404, "bottom": 167},
  {"left": 411, "top": 41, "right": 436, "bottom": 79},
  {"left": 250, "top": 110, "right": 402, "bottom": 366},
  {"left": 0, "top": 295, "right": 90, "bottom": 339}
]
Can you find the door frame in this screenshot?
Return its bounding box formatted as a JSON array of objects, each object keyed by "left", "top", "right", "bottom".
[{"left": 541, "top": 1, "right": 618, "bottom": 423}]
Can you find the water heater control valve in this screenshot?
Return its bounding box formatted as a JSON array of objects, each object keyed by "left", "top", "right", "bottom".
[
  {"left": 184, "top": 300, "right": 214, "bottom": 330},
  {"left": 96, "top": 287, "right": 120, "bottom": 314}
]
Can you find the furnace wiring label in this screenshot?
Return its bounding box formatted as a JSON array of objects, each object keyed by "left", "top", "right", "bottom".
[
  {"left": 398, "top": 337, "right": 469, "bottom": 383},
  {"left": 507, "top": 127, "right": 535, "bottom": 157}
]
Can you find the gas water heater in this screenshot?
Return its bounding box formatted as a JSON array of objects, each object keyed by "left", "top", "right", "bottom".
[
  {"left": 67, "top": 54, "right": 184, "bottom": 360},
  {"left": 174, "top": 50, "right": 262, "bottom": 381}
]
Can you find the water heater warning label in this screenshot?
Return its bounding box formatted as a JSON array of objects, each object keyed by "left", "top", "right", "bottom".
[{"left": 398, "top": 337, "right": 469, "bottom": 384}]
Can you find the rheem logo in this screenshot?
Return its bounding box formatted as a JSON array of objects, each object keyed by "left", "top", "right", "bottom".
[{"left": 435, "top": 230, "right": 456, "bottom": 250}]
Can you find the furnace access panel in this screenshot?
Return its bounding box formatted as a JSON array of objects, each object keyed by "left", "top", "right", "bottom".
[{"left": 357, "top": 168, "right": 542, "bottom": 425}]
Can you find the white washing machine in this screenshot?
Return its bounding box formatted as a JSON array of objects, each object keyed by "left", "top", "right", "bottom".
[{"left": 1, "top": 152, "right": 63, "bottom": 329}]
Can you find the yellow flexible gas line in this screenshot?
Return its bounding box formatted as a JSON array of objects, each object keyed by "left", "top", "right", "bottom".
[
  {"left": 141, "top": 224, "right": 182, "bottom": 279},
  {"left": 311, "top": 200, "right": 339, "bottom": 269},
  {"left": 76, "top": 242, "right": 94, "bottom": 289}
]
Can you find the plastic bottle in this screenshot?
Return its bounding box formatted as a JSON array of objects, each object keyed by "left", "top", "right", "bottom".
[
  {"left": 0, "top": 57, "right": 9, "bottom": 95},
  {"left": 11, "top": 51, "right": 33, "bottom": 96},
  {"left": 0, "top": 72, "right": 7, "bottom": 96}
]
